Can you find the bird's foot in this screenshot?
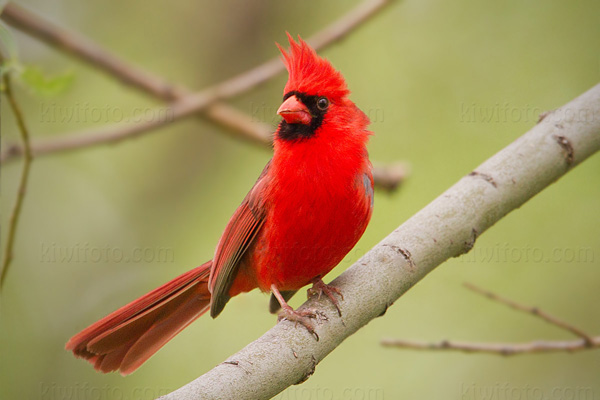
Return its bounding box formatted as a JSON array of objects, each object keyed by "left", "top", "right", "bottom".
[
  {"left": 277, "top": 306, "right": 324, "bottom": 340},
  {"left": 307, "top": 278, "right": 344, "bottom": 316}
]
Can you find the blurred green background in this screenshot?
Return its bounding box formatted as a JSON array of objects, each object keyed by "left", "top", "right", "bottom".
[{"left": 1, "top": 0, "right": 599, "bottom": 399}]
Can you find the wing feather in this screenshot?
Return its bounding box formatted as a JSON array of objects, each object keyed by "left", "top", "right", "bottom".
[{"left": 208, "top": 161, "right": 271, "bottom": 317}]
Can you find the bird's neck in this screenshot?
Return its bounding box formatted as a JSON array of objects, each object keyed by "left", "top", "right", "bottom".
[{"left": 271, "top": 128, "right": 369, "bottom": 187}]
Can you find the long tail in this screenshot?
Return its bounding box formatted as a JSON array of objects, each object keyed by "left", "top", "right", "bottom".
[{"left": 66, "top": 261, "right": 212, "bottom": 375}]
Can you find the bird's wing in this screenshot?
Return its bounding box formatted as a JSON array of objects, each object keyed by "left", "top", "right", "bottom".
[{"left": 208, "top": 161, "right": 271, "bottom": 317}]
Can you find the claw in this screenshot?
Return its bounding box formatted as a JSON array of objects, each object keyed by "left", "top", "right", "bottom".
[
  {"left": 308, "top": 278, "right": 344, "bottom": 316},
  {"left": 277, "top": 307, "right": 320, "bottom": 340},
  {"left": 271, "top": 284, "right": 323, "bottom": 340}
]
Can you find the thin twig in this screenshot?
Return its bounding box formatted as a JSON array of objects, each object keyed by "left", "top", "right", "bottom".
[
  {"left": 381, "top": 283, "right": 598, "bottom": 355},
  {"left": 1, "top": 72, "right": 34, "bottom": 287},
  {"left": 463, "top": 282, "right": 595, "bottom": 345},
  {"left": 380, "top": 337, "right": 600, "bottom": 355}
]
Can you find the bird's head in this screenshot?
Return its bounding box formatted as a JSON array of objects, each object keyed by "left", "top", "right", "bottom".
[{"left": 275, "top": 33, "right": 368, "bottom": 142}]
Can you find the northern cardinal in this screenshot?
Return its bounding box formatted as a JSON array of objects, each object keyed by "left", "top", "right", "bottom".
[{"left": 66, "top": 33, "right": 373, "bottom": 375}]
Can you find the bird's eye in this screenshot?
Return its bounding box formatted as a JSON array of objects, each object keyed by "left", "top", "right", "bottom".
[{"left": 316, "top": 97, "right": 329, "bottom": 111}]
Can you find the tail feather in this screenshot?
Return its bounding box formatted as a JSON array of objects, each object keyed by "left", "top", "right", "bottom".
[
  {"left": 118, "top": 288, "right": 210, "bottom": 374},
  {"left": 66, "top": 261, "right": 212, "bottom": 375}
]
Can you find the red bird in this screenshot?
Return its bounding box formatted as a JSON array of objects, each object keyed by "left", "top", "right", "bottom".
[{"left": 66, "top": 34, "right": 374, "bottom": 375}]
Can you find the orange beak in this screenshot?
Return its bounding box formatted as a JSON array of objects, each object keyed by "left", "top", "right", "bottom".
[{"left": 277, "top": 95, "right": 312, "bottom": 125}]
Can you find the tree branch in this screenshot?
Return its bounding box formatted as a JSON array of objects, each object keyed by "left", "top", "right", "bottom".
[
  {"left": 463, "top": 282, "right": 595, "bottom": 345},
  {"left": 1, "top": 0, "right": 392, "bottom": 102},
  {"left": 155, "top": 85, "right": 600, "bottom": 399},
  {"left": 0, "top": 0, "right": 405, "bottom": 191},
  {"left": 380, "top": 338, "right": 600, "bottom": 355},
  {"left": 0, "top": 71, "right": 34, "bottom": 287},
  {"left": 0, "top": 1, "right": 186, "bottom": 100},
  {"left": 381, "top": 282, "right": 598, "bottom": 355}
]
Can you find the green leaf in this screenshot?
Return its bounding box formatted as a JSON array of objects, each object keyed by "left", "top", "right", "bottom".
[{"left": 19, "top": 65, "right": 75, "bottom": 96}]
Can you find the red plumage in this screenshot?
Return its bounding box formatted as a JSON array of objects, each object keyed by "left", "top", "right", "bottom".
[{"left": 66, "top": 33, "right": 373, "bottom": 375}]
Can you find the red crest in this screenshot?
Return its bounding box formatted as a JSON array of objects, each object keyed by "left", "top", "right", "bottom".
[{"left": 277, "top": 33, "right": 349, "bottom": 101}]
